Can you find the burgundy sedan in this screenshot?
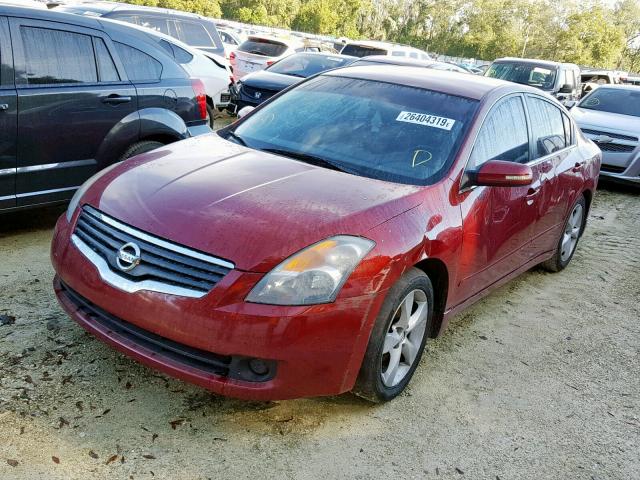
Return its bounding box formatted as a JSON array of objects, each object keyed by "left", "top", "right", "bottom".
[{"left": 51, "top": 67, "right": 601, "bottom": 402}]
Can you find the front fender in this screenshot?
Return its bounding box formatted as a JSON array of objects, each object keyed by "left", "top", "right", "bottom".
[{"left": 95, "top": 108, "right": 189, "bottom": 168}]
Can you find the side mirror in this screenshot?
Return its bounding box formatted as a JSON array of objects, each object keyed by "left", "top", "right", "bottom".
[
  {"left": 468, "top": 160, "right": 533, "bottom": 188},
  {"left": 563, "top": 100, "right": 577, "bottom": 109},
  {"left": 559, "top": 84, "right": 573, "bottom": 94},
  {"left": 237, "top": 106, "right": 254, "bottom": 119}
]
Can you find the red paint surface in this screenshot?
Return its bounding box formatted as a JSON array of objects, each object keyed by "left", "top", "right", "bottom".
[{"left": 51, "top": 88, "right": 601, "bottom": 400}]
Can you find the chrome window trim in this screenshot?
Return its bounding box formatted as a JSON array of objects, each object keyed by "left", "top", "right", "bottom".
[
  {"left": 83, "top": 205, "right": 235, "bottom": 270},
  {"left": 16, "top": 186, "right": 79, "bottom": 198},
  {"left": 17, "top": 159, "right": 95, "bottom": 173},
  {"left": 72, "top": 234, "right": 207, "bottom": 298},
  {"left": 0, "top": 168, "right": 16, "bottom": 177}
]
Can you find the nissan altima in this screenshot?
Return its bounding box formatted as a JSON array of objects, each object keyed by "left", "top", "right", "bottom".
[{"left": 51, "top": 67, "right": 601, "bottom": 402}]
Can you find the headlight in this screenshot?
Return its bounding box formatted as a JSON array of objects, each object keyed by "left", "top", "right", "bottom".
[
  {"left": 246, "top": 236, "right": 375, "bottom": 306},
  {"left": 65, "top": 161, "right": 122, "bottom": 222}
]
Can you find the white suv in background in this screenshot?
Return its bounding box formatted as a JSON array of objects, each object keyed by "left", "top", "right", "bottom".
[
  {"left": 231, "top": 35, "right": 325, "bottom": 80},
  {"left": 340, "top": 40, "right": 432, "bottom": 60}
]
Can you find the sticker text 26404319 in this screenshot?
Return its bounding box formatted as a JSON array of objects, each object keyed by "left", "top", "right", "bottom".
[{"left": 396, "top": 111, "right": 456, "bottom": 131}]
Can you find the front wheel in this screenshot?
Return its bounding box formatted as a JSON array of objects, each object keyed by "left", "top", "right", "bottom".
[
  {"left": 119, "top": 141, "right": 164, "bottom": 162},
  {"left": 353, "top": 268, "right": 433, "bottom": 403},
  {"left": 541, "top": 195, "right": 586, "bottom": 272}
]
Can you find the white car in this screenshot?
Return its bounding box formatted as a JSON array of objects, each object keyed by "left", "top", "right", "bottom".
[
  {"left": 218, "top": 27, "right": 244, "bottom": 59},
  {"left": 231, "top": 35, "right": 323, "bottom": 81},
  {"left": 103, "top": 19, "right": 232, "bottom": 124},
  {"left": 340, "top": 40, "right": 432, "bottom": 61}
]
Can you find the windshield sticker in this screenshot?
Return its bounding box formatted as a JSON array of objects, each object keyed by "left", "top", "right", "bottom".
[
  {"left": 412, "top": 149, "right": 433, "bottom": 167},
  {"left": 396, "top": 111, "right": 455, "bottom": 131}
]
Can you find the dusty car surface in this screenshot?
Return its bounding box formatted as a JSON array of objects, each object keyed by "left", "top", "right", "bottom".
[
  {"left": 571, "top": 85, "right": 640, "bottom": 185},
  {"left": 51, "top": 67, "right": 601, "bottom": 402}
]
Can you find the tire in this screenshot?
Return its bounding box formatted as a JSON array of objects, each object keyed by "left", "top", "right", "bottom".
[
  {"left": 541, "top": 195, "right": 586, "bottom": 272},
  {"left": 119, "top": 141, "right": 164, "bottom": 162},
  {"left": 353, "top": 268, "right": 434, "bottom": 403}
]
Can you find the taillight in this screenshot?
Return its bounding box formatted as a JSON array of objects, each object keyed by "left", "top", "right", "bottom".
[
  {"left": 191, "top": 79, "right": 207, "bottom": 120},
  {"left": 229, "top": 51, "right": 236, "bottom": 61},
  {"left": 266, "top": 60, "right": 274, "bottom": 67}
]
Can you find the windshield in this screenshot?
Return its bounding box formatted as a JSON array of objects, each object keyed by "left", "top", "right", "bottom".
[
  {"left": 486, "top": 62, "right": 557, "bottom": 90},
  {"left": 232, "top": 75, "right": 478, "bottom": 185},
  {"left": 268, "top": 54, "right": 354, "bottom": 77},
  {"left": 579, "top": 88, "right": 640, "bottom": 117}
]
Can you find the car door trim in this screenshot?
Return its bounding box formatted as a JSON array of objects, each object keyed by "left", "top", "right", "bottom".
[{"left": 16, "top": 159, "right": 95, "bottom": 173}]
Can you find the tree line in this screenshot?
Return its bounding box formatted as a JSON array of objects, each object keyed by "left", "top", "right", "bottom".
[{"left": 118, "top": 0, "right": 640, "bottom": 70}]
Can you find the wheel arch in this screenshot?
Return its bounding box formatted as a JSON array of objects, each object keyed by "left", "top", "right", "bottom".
[{"left": 413, "top": 257, "right": 449, "bottom": 338}]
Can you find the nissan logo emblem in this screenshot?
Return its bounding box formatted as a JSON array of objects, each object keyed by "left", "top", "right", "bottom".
[
  {"left": 116, "top": 242, "right": 141, "bottom": 272},
  {"left": 254, "top": 91, "right": 262, "bottom": 99}
]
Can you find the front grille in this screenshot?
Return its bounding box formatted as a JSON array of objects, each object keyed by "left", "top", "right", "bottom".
[
  {"left": 240, "top": 84, "right": 277, "bottom": 101},
  {"left": 601, "top": 164, "right": 627, "bottom": 173},
  {"left": 582, "top": 128, "right": 638, "bottom": 142},
  {"left": 594, "top": 142, "right": 636, "bottom": 153},
  {"left": 59, "top": 281, "right": 276, "bottom": 382},
  {"left": 74, "top": 206, "right": 233, "bottom": 296}
]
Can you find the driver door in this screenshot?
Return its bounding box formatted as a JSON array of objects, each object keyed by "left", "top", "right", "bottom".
[{"left": 455, "top": 95, "right": 538, "bottom": 304}]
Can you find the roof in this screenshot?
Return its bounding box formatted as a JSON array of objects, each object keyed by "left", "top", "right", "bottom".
[
  {"left": 343, "top": 39, "right": 410, "bottom": 50},
  {"left": 0, "top": 4, "right": 104, "bottom": 29},
  {"left": 493, "top": 57, "right": 579, "bottom": 68},
  {"left": 326, "top": 65, "right": 529, "bottom": 100},
  {"left": 353, "top": 55, "right": 436, "bottom": 68},
  {"left": 55, "top": 1, "right": 209, "bottom": 21},
  {"left": 245, "top": 34, "right": 303, "bottom": 47}
]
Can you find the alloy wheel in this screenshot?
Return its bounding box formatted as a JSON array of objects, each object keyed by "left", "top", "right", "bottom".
[
  {"left": 381, "top": 289, "right": 429, "bottom": 387},
  {"left": 560, "top": 203, "right": 583, "bottom": 262}
]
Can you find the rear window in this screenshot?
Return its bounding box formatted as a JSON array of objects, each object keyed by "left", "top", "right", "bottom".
[
  {"left": 238, "top": 39, "right": 288, "bottom": 57},
  {"left": 579, "top": 88, "right": 640, "bottom": 117},
  {"left": 340, "top": 44, "right": 387, "bottom": 57},
  {"left": 268, "top": 54, "right": 354, "bottom": 77}
]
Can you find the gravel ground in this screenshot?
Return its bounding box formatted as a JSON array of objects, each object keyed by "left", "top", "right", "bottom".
[{"left": 0, "top": 185, "right": 638, "bottom": 480}]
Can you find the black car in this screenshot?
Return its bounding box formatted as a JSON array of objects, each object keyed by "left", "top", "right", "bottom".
[
  {"left": 0, "top": 6, "right": 210, "bottom": 212},
  {"left": 55, "top": 2, "right": 226, "bottom": 58},
  {"left": 229, "top": 52, "right": 355, "bottom": 111}
]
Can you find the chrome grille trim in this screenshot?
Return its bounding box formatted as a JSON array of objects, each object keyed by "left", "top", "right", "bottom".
[
  {"left": 84, "top": 206, "right": 234, "bottom": 270},
  {"left": 72, "top": 206, "right": 234, "bottom": 298}
]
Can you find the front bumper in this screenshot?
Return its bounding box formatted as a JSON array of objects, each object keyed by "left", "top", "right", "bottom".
[
  {"left": 599, "top": 153, "right": 640, "bottom": 185},
  {"left": 51, "top": 214, "right": 384, "bottom": 400}
]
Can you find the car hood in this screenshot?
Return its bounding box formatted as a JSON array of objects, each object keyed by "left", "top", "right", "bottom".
[
  {"left": 86, "top": 134, "right": 422, "bottom": 272},
  {"left": 571, "top": 107, "right": 640, "bottom": 134},
  {"left": 241, "top": 70, "right": 301, "bottom": 91}
]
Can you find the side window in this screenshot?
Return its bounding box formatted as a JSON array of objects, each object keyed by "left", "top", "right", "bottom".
[
  {"left": 108, "top": 14, "right": 138, "bottom": 25},
  {"left": 468, "top": 96, "right": 529, "bottom": 170},
  {"left": 114, "top": 42, "right": 162, "bottom": 82},
  {"left": 409, "top": 51, "right": 418, "bottom": 59},
  {"left": 137, "top": 16, "right": 170, "bottom": 35},
  {"left": 391, "top": 51, "right": 406, "bottom": 57},
  {"left": 527, "top": 96, "right": 567, "bottom": 158},
  {"left": 20, "top": 26, "right": 97, "bottom": 84},
  {"left": 178, "top": 21, "right": 213, "bottom": 47},
  {"left": 562, "top": 112, "right": 574, "bottom": 146},
  {"left": 94, "top": 38, "right": 119, "bottom": 82}
]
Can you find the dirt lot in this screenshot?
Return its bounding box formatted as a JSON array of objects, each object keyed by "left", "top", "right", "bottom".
[{"left": 0, "top": 185, "right": 638, "bottom": 480}]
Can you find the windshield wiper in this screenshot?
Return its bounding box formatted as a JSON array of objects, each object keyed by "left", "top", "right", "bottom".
[
  {"left": 261, "top": 148, "right": 347, "bottom": 172},
  {"left": 226, "top": 130, "right": 247, "bottom": 146}
]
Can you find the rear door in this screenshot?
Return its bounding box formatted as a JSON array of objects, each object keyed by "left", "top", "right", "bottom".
[
  {"left": 0, "top": 16, "right": 16, "bottom": 210},
  {"left": 522, "top": 95, "right": 577, "bottom": 258},
  {"left": 10, "top": 17, "right": 137, "bottom": 207}
]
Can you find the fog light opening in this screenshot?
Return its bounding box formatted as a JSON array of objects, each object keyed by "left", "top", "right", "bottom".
[{"left": 248, "top": 358, "right": 269, "bottom": 376}]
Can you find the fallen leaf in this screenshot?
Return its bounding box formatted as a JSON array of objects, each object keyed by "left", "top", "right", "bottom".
[
  {"left": 0, "top": 314, "right": 16, "bottom": 326},
  {"left": 125, "top": 382, "right": 132, "bottom": 390},
  {"left": 152, "top": 433, "right": 158, "bottom": 443},
  {"left": 52, "top": 456, "right": 60, "bottom": 464},
  {"left": 169, "top": 419, "right": 184, "bottom": 430},
  {"left": 142, "top": 454, "right": 156, "bottom": 460},
  {"left": 7, "top": 459, "right": 18, "bottom": 467},
  {"left": 89, "top": 450, "right": 99, "bottom": 459},
  {"left": 106, "top": 455, "right": 118, "bottom": 465},
  {"left": 455, "top": 467, "right": 464, "bottom": 474}
]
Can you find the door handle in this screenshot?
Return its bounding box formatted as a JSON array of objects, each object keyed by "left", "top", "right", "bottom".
[
  {"left": 572, "top": 162, "right": 584, "bottom": 173},
  {"left": 0, "top": 104, "right": 8, "bottom": 111},
  {"left": 101, "top": 95, "right": 132, "bottom": 105},
  {"left": 526, "top": 186, "right": 541, "bottom": 205}
]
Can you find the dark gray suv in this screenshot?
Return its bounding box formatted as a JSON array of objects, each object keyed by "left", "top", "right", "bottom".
[{"left": 0, "top": 6, "right": 211, "bottom": 212}]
